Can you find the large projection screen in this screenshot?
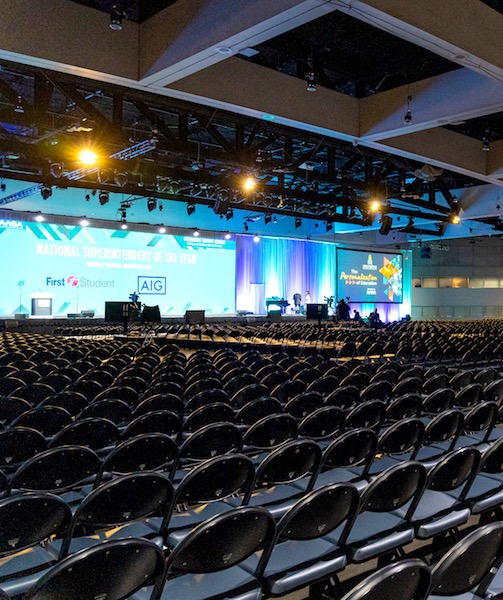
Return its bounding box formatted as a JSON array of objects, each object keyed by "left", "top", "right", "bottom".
[
  {"left": 337, "top": 248, "right": 403, "bottom": 303},
  {"left": 0, "top": 220, "right": 236, "bottom": 316}
]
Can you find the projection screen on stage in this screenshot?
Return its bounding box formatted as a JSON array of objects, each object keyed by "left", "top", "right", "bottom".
[
  {"left": 0, "top": 220, "right": 236, "bottom": 316},
  {"left": 336, "top": 248, "right": 403, "bottom": 304}
]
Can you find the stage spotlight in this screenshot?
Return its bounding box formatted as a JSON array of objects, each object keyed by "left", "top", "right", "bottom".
[
  {"left": 41, "top": 185, "right": 52, "bottom": 200},
  {"left": 35, "top": 214, "right": 45, "bottom": 222},
  {"left": 14, "top": 95, "right": 24, "bottom": 114},
  {"left": 294, "top": 217, "right": 302, "bottom": 229},
  {"left": 404, "top": 95, "right": 412, "bottom": 125},
  {"left": 110, "top": 3, "right": 123, "bottom": 30},
  {"left": 193, "top": 229, "right": 200, "bottom": 237},
  {"left": 253, "top": 234, "right": 260, "bottom": 242},
  {"left": 99, "top": 191, "right": 109, "bottom": 205},
  {"left": 147, "top": 198, "right": 157, "bottom": 212},
  {"left": 225, "top": 208, "right": 234, "bottom": 221},
  {"left": 187, "top": 203, "right": 196, "bottom": 216},
  {"left": 50, "top": 163, "right": 63, "bottom": 178},
  {"left": 370, "top": 200, "right": 381, "bottom": 212},
  {"left": 451, "top": 214, "right": 461, "bottom": 224},
  {"left": 115, "top": 172, "right": 128, "bottom": 186},
  {"left": 483, "top": 128, "right": 491, "bottom": 152},
  {"left": 80, "top": 218, "right": 89, "bottom": 227},
  {"left": 264, "top": 212, "right": 272, "bottom": 225},
  {"left": 120, "top": 222, "right": 128, "bottom": 230},
  {"left": 306, "top": 71, "right": 317, "bottom": 92},
  {"left": 159, "top": 227, "right": 166, "bottom": 234},
  {"left": 79, "top": 149, "right": 98, "bottom": 166},
  {"left": 379, "top": 214, "right": 393, "bottom": 235},
  {"left": 225, "top": 232, "right": 231, "bottom": 240},
  {"left": 243, "top": 176, "right": 256, "bottom": 192}
]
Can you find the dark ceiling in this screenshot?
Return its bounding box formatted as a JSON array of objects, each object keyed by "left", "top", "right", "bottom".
[
  {"left": 68, "top": 0, "right": 178, "bottom": 23},
  {"left": 243, "top": 10, "right": 460, "bottom": 99}
]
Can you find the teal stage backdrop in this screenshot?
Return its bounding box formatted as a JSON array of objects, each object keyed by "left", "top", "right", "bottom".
[
  {"left": 0, "top": 220, "right": 236, "bottom": 316},
  {"left": 0, "top": 219, "right": 412, "bottom": 320}
]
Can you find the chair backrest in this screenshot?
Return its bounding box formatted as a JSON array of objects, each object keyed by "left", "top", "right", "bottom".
[
  {"left": 354, "top": 461, "right": 427, "bottom": 518},
  {"left": 453, "top": 383, "right": 483, "bottom": 409},
  {"left": 77, "top": 399, "right": 132, "bottom": 424},
  {"left": 0, "top": 427, "right": 47, "bottom": 471},
  {"left": 324, "top": 385, "right": 360, "bottom": 410},
  {"left": 183, "top": 402, "right": 235, "bottom": 434},
  {"left": 345, "top": 400, "right": 385, "bottom": 431},
  {"left": 50, "top": 417, "right": 121, "bottom": 451},
  {"left": 60, "top": 472, "right": 175, "bottom": 557},
  {"left": 100, "top": 432, "right": 177, "bottom": 483},
  {"left": 23, "top": 538, "right": 166, "bottom": 600},
  {"left": 11, "top": 406, "right": 73, "bottom": 437},
  {"left": 321, "top": 428, "right": 378, "bottom": 476},
  {"left": 430, "top": 521, "right": 503, "bottom": 596},
  {"left": 283, "top": 392, "right": 323, "bottom": 420},
  {"left": 10, "top": 445, "right": 101, "bottom": 494},
  {"left": 422, "top": 409, "right": 464, "bottom": 447},
  {"left": 385, "top": 394, "right": 421, "bottom": 422},
  {"left": 246, "top": 440, "right": 322, "bottom": 503},
  {"left": 242, "top": 413, "right": 298, "bottom": 451},
  {"left": 122, "top": 410, "right": 182, "bottom": 439},
  {"left": 235, "top": 396, "right": 282, "bottom": 425},
  {"left": 299, "top": 406, "right": 345, "bottom": 440},
  {"left": 421, "top": 388, "right": 455, "bottom": 416},
  {"left": 340, "top": 559, "right": 431, "bottom": 600},
  {"left": 275, "top": 482, "right": 358, "bottom": 542},
  {"left": 0, "top": 492, "right": 71, "bottom": 556},
  {"left": 377, "top": 418, "right": 425, "bottom": 459},
  {"left": 462, "top": 401, "right": 498, "bottom": 442},
  {"left": 164, "top": 507, "right": 276, "bottom": 580},
  {"left": 427, "top": 446, "right": 481, "bottom": 497},
  {"left": 174, "top": 453, "right": 255, "bottom": 506},
  {"left": 480, "top": 436, "right": 503, "bottom": 474},
  {"left": 172, "top": 421, "right": 242, "bottom": 476}
]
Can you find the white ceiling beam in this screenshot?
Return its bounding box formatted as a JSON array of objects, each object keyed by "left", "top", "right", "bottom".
[
  {"left": 359, "top": 68, "right": 503, "bottom": 142},
  {"left": 335, "top": 0, "right": 503, "bottom": 83},
  {"left": 138, "top": 0, "right": 338, "bottom": 86}
]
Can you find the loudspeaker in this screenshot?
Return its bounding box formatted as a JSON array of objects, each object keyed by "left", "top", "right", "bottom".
[
  {"left": 379, "top": 215, "right": 393, "bottom": 235},
  {"left": 306, "top": 303, "right": 328, "bottom": 320},
  {"left": 184, "top": 310, "right": 205, "bottom": 325},
  {"left": 268, "top": 310, "right": 282, "bottom": 322},
  {"left": 141, "top": 305, "right": 161, "bottom": 324}
]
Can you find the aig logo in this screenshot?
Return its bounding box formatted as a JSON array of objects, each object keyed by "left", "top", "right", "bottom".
[{"left": 138, "top": 276, "right": 166, "bottom": 295}]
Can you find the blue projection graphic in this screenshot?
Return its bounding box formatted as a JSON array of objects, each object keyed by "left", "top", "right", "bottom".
[
  {"left": 0, "top": 221, "right": 236, "bottom": 316},
  {"left": 337, "top": 248, "right": 403, "bottom": 303}
]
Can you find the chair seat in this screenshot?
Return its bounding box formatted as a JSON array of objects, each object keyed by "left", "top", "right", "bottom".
[
  {"left": 482, "top": 562, "right": 503, "bottom": 599},
  {"left": 427, "top": 594, "right": 479, "bottom": 600},
  {"left": 132, "top": 567, "right": 261, "bottom": 600},
  {"left": 417, "top": 508, "right": 471, "bottom": 539},
  {"left": 164, "top": 502, "right": 237, "bottom": 546},
  {"left": 0, "top": 546, "right": 55, "bottom": 597},
  {"left": 48, "top": 522, "right": 163, "bottom": 558},
  {"left": 227, "top": 483, "right": 304, "bottom": 518},
  {"left": 300, "top": 467, "right": 369, "bottom": 493},
  {"left": 326, "top": 512, "right": 414, "bottom": 563},
  {"left": 248, "top": 538, "right": 347, "bottom": 596}
]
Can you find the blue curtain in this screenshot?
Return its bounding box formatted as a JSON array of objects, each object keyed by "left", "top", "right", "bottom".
[{"left": 236, "top": 236, "right": 412, "bottom": 321}]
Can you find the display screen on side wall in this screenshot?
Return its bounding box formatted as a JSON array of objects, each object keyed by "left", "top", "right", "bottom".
[
  {"left": 0, "top": 220, "right": 236, "bottom": 316},
  {"left": 337, "top": 248, "right": 403, "bottom": 303}
]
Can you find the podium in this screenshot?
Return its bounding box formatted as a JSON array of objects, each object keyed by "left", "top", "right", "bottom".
[{"left": 30, "top": 293, "right": 53, "bottom": 316}]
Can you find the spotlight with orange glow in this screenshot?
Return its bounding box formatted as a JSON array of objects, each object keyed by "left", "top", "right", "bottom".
[
  {"left": 243, "top": 176, "right": 256, "bottom": 192},
  {"left": 370, "top": 200, "right": 381, "bottom": 212},
  {"left": 451, "top": 215, "right": 461, "bottom": 224},
  {"left": 78, "top": 149, "right": 98, "bottom": 166}
]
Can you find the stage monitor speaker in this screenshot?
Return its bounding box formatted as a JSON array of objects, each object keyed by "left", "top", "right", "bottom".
[
  {"left": 306, "top": 303, "right": 328, "bottom": 320},
  {"left": 379, "top": 215, "right": 393, "bottom": 235},
  {"left": 184, "top": 309, "right": 205, "bottom": 325},
  {"left": 142, "top": 305, "right": 161, "bottom": 324},
  {"left": 268, "top": 310, "right": 282, "bottom": 322},
  {"left": 105, "top": 301, "right": 131, "bottom": 323}
]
